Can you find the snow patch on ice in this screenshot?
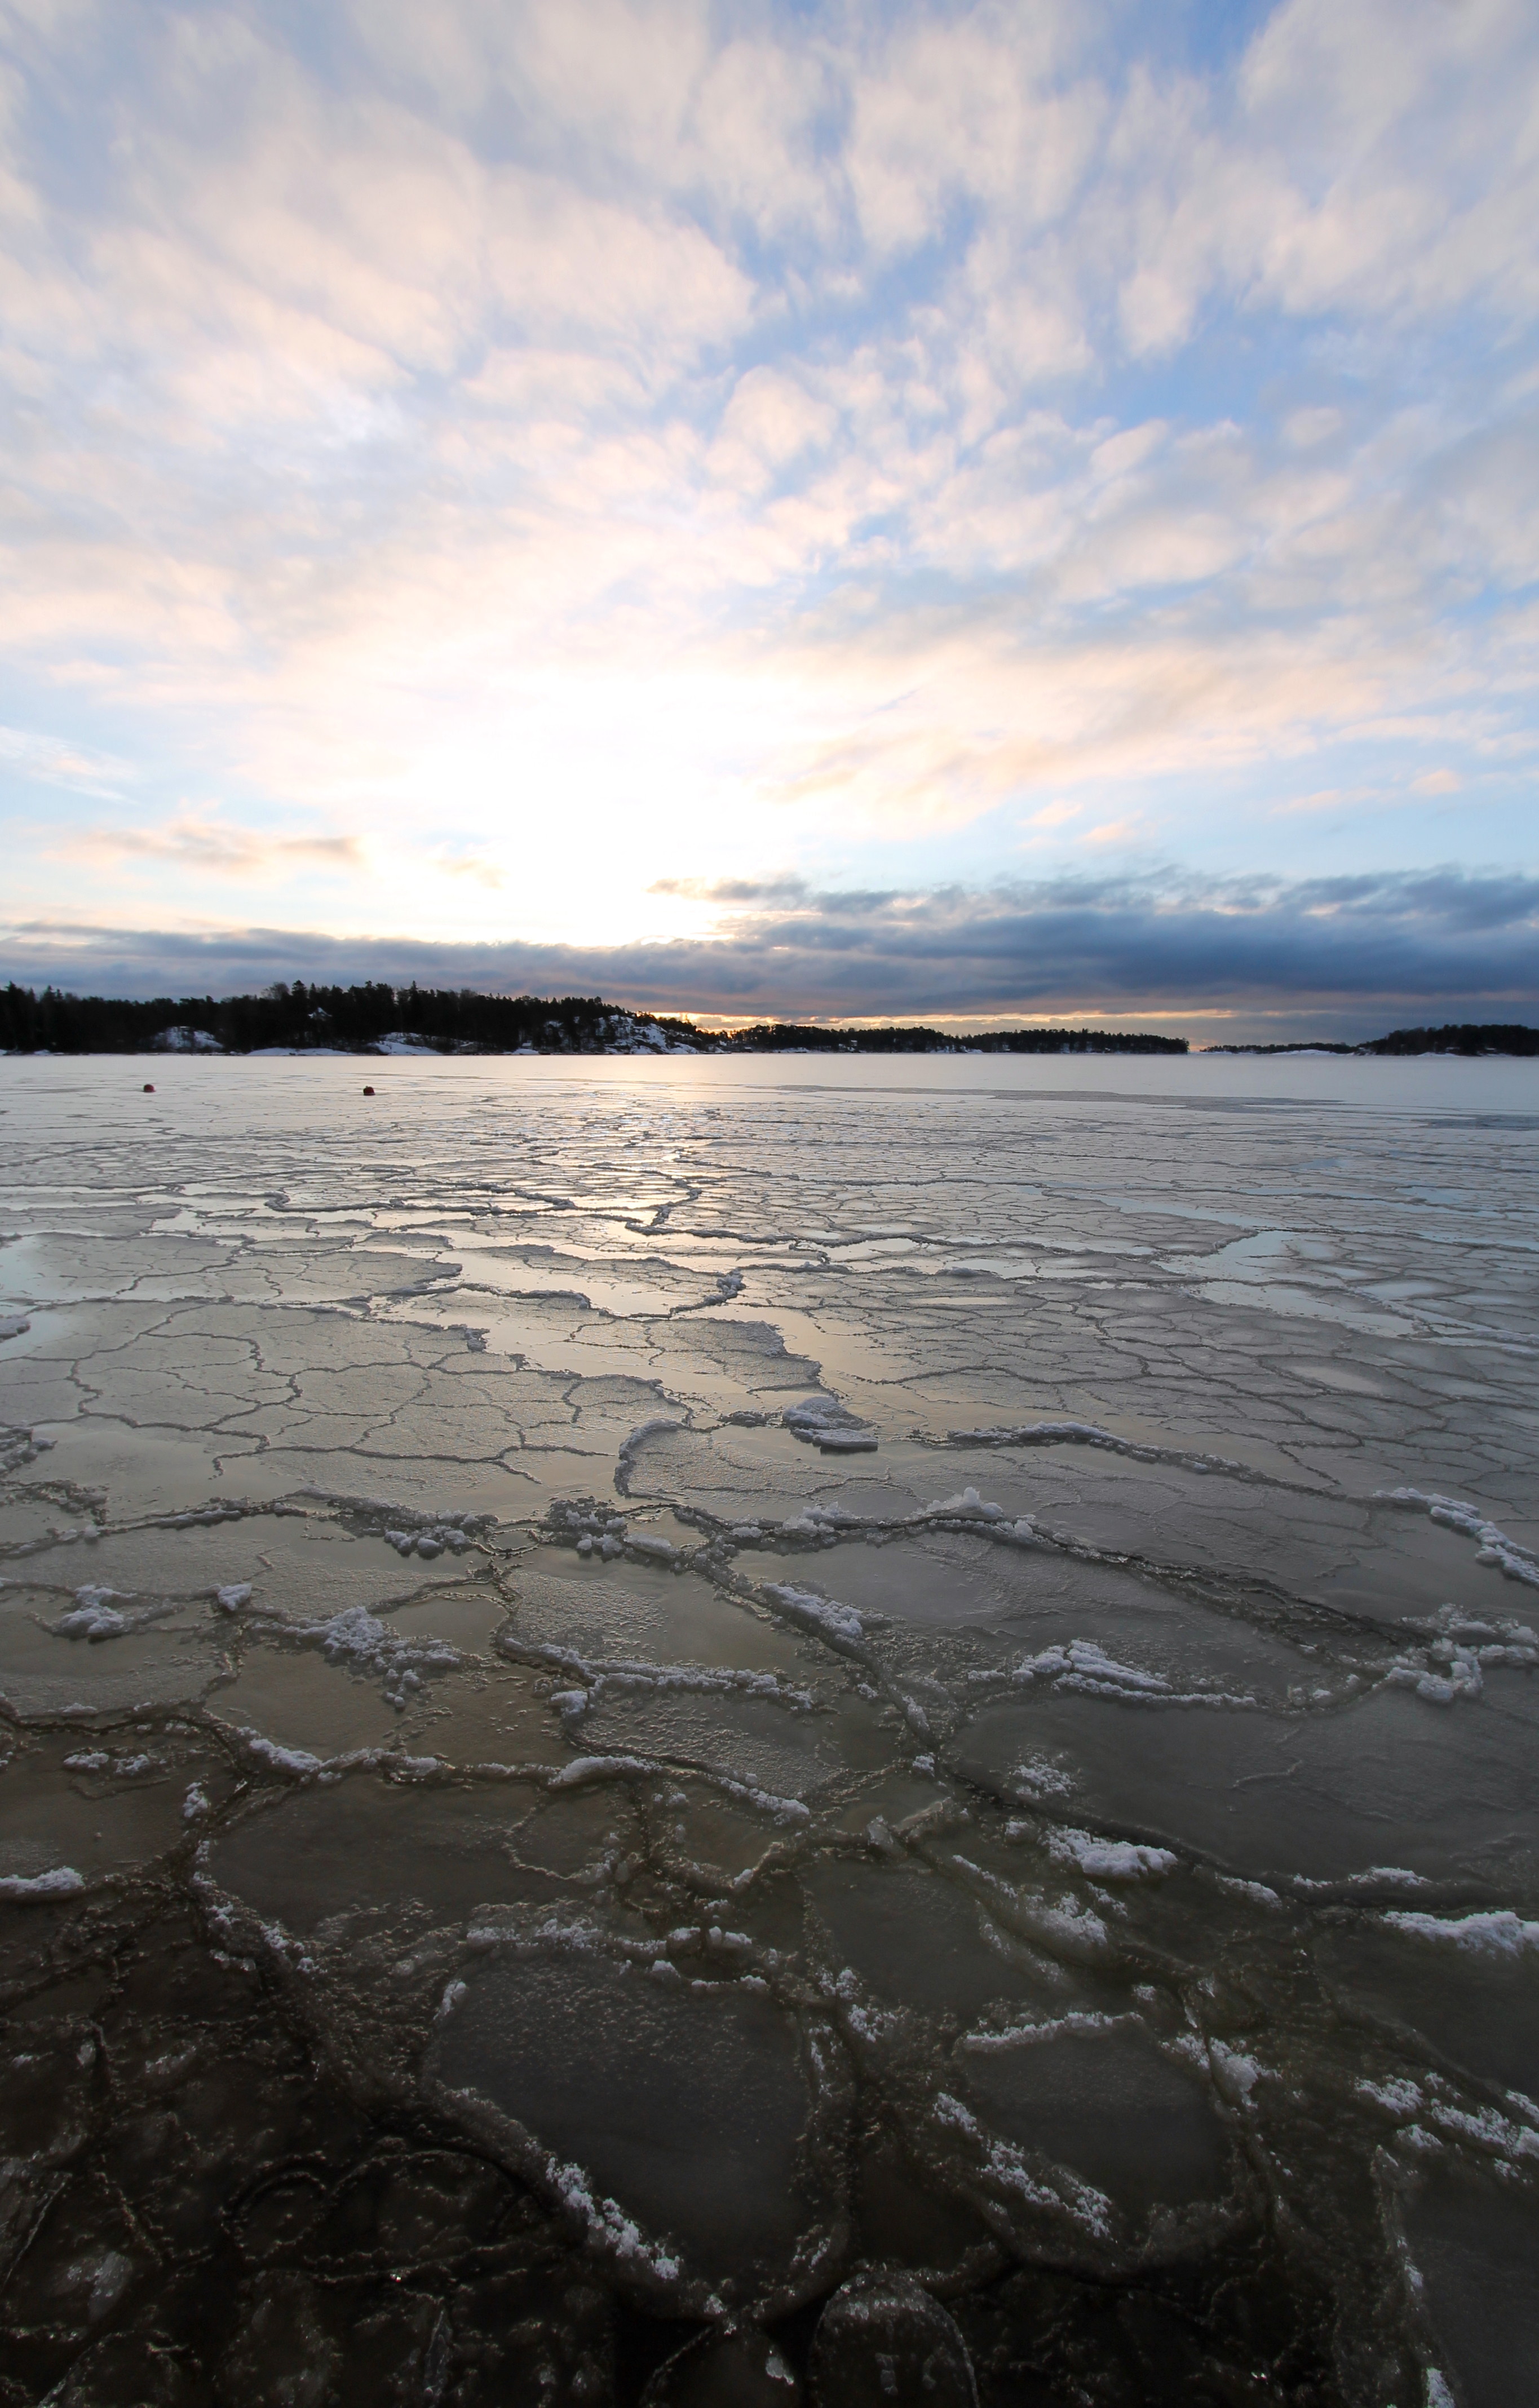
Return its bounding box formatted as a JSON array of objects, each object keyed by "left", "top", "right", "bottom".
[
  {"left": 953, "top": 1857, "right": 1111, "bottom": 1957},
  {"left": 782, "top": 1396, "right": 878, "bottom": 1453},
  {"left": 549, "top": 1753, "right": 662, "bottom": 1790},
  {"left": 1377, "top": 1489, "right": 1539, "bottom": 1588},
  {"left": 711, "top": 1774, "right": 809, "bottom": 1826},
  {"left": 762, "top": 1582, "right": 864, "bottom": 1645},
  {"left": 1386, "top": 1907, "right": 1539, "bottom": 1959},
  {"left": 65, "top": 1749, "right": 158, "bottom": 1778},
  {"left": 243, "top": 1735, "right": 325, "bottom": 1776},
  {"left": 932, "top": 2091, "right": 1116, "bottom": 2234},
  {"left": 302, "top": 1602, "right": 460, "bottom": 1710},
  {"left": 921, "top": 1486, "right": 1006, "bottom": 1521},
  {"left": 625, "top": 1533, "right": 680, "bottom": 1567},
  {"left": 0, "top": 1424, "right": 53, "bottom": 1473},
  {"left": 1004, "top": 1754, "right": 1077, "bottom": 1804},
  {"left": 0, "top": 1866, "right": 85, "bottom": 1900},
  {"left": 547, "top": 2155, "right": 684, "bottom": 2281},
  {"left": 1014, "top": 1640, "right": 1170, "bottom": 1695},
  {"left": 1044, "top": 1827, "right": 1178, "bottom": 1883},
  {"left": 615, "top": 1419, "right": 684, "bottom": 1494},
  {"left": 383, "top": 1524, "right": 474, "bottom": 1559},
  {"left": 1007, "top": 1638, "right": 1255, "bottom": 1708},
  {"left": 1209, "top": 2041, "right": 1264, "bottom": 2103},
  {"left": 1357, "top": 2076, "right": 1424, "bottom": 2119},
  {"left": 961, "top": 2009, "right": 1132, "bottom": 2052},
  {"left": 947, "top": 1420, "right": 1253, "bottom": 1481},
  {"left": 529, "top": 1643, "right": 812, "bottom": 1721},
  {"left": 1383, "top": 1650, "right": 1485, "bottom": 1705},
  {"left": 1377, "top": 1596, "right": 1539, "bottom": 1699},
  {"left": 1357, "top": 2069, "right": 1539, "bottom": 2166},
  {"left": 53, "top": 1585, "right": 156, "bottom": 1640},
  {"left": 1213, "top": 1874, "right": 1284, "bottom": 1907}
]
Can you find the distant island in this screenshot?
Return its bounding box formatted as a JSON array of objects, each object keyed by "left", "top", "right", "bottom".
[
  {"left": 0, "top": 980, "right": 1187, "bottom": 1055},
  {"left": 0, "top": 982, "right": 1533, "bottom": 1059},
  {"left": 1203, "top": 1024, "right": 1539, "bottom": 1057}
]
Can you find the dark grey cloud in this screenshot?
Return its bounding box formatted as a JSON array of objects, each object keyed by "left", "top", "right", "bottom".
[{"left": 3, "top": 866, "right": 1536, "bottom": 1042}]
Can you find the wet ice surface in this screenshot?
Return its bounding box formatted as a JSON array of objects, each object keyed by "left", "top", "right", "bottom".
[{"left": 2, "top": 1055, "right": 1537, "bottom": 2406}]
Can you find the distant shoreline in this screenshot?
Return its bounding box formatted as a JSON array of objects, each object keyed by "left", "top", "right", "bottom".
[
  {"left": 1200, "top": 1025, "right": 1538, "bottom": 1058},
  {"left": 1, "top": 982, "right": 1534, "bottom": 1059},
  {"left": 3, "top": 981, "right": 1187, "bottom": 1057}
]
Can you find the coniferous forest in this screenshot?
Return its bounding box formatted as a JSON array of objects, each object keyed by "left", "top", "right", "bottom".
[{"left": 1, "top": 980, "right": 1534, "bottom": 1056}]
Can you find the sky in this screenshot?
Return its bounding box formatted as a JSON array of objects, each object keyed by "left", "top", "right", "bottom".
[{"left": 1, "top": 0, "right": 1536, "bottom": 1038}]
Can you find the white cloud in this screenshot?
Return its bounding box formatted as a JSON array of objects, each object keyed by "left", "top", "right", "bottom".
[
  {"left": 0, "top": 0, "right": 1534, "bottom": 972},
  {"left": 707, "top": 365, "right": 836, "bottom": 490},
  {"left": 1282, "top": 407, "right": 1343, "bottom": 450},
  {"left": 69, "top": 816, "right": 368, "bottom": 878},
  {"left": 844, "top": 8, "right": 1099, "bottom": 254}
]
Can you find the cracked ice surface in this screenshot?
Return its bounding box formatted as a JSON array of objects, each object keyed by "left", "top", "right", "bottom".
[{"left": 2, "top": 1052, "right": 1538, "bottom": 2405}]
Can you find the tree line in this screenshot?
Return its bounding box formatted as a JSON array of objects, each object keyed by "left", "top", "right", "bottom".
[
  {"left": 3, "top": 982, "right": 1532, "bottom": 1056},
  {"left": 0, "top": 980, "right": 1193, "bottom": 1055},
  {"left": 1210, "top": 1024, "right": 1538, "bottom": 1057}
]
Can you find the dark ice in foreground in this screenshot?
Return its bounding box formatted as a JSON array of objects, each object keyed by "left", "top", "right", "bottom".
[{"left": 1, "top": 1052, "right": 1536, "bottom": 2405}]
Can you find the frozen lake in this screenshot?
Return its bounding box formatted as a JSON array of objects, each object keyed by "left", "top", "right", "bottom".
[{"left": 2, "top": 1051, "right": 1537, "bottom": 2404}]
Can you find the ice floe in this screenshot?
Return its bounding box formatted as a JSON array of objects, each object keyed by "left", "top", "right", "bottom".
[{"left": 5, "top": 1042, "right": 1538, "bottom": 2397}]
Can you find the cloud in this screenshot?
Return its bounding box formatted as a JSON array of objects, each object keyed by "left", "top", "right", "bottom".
[
  {"left": 0, "top": 721, "right": 131, "bottom": 801},
  {"left": 5, "top": 868, "right": 1533, "bottom": 1042},
  {"left": 435, "top": 852, "right": 505, "bottom": 888},
  {"left": 650, "top": 876, "right": 811, "bottom": 905},
  {"left": 1283, "top": 408, "right": 1343, "bottom": 451},
  {"left": 0, "top": 0, "right": 1534, "bottom": 945},
  {"left": 709, "top": 369, "right": 837, "bottom": 494},
  {"left": 70, "top": 818, "right": 366, "bottom": 877}
]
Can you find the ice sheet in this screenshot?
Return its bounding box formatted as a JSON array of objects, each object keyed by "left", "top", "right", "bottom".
[{"left": 2, "top": 1051, "right": 1536, "bottom": 2400}]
